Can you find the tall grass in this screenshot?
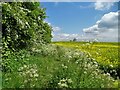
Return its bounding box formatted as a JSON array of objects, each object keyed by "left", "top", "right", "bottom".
[{"left": 2, "top": 44, "right": 118, "bottom": 88}]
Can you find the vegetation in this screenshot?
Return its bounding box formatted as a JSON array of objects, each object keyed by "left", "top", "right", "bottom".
[
  {"left": 2, "top": 2, "right": 52, "bottom": 51},
  {"left": 2, "top": 44, "right": 118, "bottom": 88},
  {"left": 1, "top": 2, "right": 119, "bottom": 89},
  {"left": 53, "top": 41, "right": 120, "bottom": 79},
  {"left": 2, "top": 2, "right": 52, "bottom": 72}
]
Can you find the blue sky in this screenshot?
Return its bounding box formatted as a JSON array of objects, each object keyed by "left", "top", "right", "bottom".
[{"left": 41, "top": 2, "right": 118, "bottom": 42}]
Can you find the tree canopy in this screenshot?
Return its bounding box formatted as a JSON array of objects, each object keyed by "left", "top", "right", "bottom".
[{"left": 2, "top": 2, "right": 52, "bottom": 51}]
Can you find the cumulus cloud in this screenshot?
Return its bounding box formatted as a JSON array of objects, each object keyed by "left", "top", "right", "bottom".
[
  {"left": 83, "top": 11, "right": 118, "bottom": 42},
  {"left": 52, "top": 11, "right": 118, "bottom": 41},
  {"left": 83, "top": 25, "right": 99, "bottom": 35},
  {"left": 97, "top": 12, "right": 118, "bottom": 29},
  {"left": 94, "top": 2, "right": 114, "bottom": 10}
]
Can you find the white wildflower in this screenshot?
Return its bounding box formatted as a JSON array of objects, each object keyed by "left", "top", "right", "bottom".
[{"left": 34, "top": 73, "right": 39, "bottom": 77}]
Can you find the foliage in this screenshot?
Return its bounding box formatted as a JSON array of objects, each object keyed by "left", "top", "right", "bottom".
[
  {"left": 2, "top": 44, "right": 118, "bottom": 88},
  {"left": 1, "top": 2, "right": 119, "bottom": 89},
  {"left": 2, "top": 2, "right": 52, "bottom": 51},
  {"left": 73, "top": 38, "right": 77, "bottom": 42},
  {"left": 1, "top": 3, "right": 52, "bottom": 88}
]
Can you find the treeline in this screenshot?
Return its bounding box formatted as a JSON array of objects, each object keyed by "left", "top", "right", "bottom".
[{"left": 2, "top": 2, "right": 52, "bottom": 51}]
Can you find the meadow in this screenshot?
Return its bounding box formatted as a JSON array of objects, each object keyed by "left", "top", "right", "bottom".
[
  {"left": 1, "top": 2, "right": 119, "bottom": 89},
  {"left": 53, "top": 41, "right": 119, "bottom": 79},
  {"left": 1, "top": 43, "right": 119, "bottom": 88}
]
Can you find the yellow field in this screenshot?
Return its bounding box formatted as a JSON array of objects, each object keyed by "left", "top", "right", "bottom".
[{"left": 53, "top": 41, "right": 119, "bottom": 69}]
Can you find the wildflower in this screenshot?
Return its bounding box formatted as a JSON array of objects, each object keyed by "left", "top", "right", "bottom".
[
  {"left": 34, "top": 73, "right": 39, "bottom": 77},
  {"left": 109, "top": 65, "right": 113, "bottom": 68},
  {"left": 60, "top": 83, "right": 68, "bottom": 88},
  {"left": 95, "top": 64, "right": 98, "bottom": 67},
  {"left": 75, "top": 52, "right": 79, "bottom": 56},
  {"left": 60, "top": 78, "right": 66, "bottom": 83},
  {"left": 26, "top": 71, "right": 30, "bottom": 74},
  {"left": 30, "top": 74, "right": 33, "bottom": 78},
  {"left": 68, "top": 55, "right": 72, "bottom": 59},
  {"left": 106, "top": 73, "right": 110, "bottom": 76},
  {"left": 23, "top": 65, "right": 27, "bottom": 68},
  {"left": 83, "top": 71, "right": 87, "bottom": 74},
  {"left": 75, "top": 61, "right": 79, "bottom": 64},
  {"left": 67, "top": 79, "right": 72, "bottom": 83},
  {"left": 20, "top": 67, "right": 23, "bottom": 70},
  {"left": 24, "top": 80, "right": 27, "bottom": 83},
  {"left": 86, "top": 43, "right": 90, "bottom": 46}
]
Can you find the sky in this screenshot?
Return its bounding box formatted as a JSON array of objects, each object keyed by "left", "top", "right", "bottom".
[{"left": 40, "top": 1, "right": 119, "bottom": 42}]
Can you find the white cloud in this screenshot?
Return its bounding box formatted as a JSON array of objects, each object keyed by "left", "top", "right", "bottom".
[
  {"left": 83, "top": 25, "right": 99, "bottom": 35},
  {"left": 43, "top": 20, "right": 51, "bottom": 26},
  {"left": 94, "top": 2, "right": 114, "bottom": 10},
  {"left": 52, "top": 26, "right": 61, "bottom": 32},
  {"left": 83, "top": 11, "right": 118, "bottom": 42},
  {"left": 52, "top": 11, "right": 118, "bottom": 41},
  {"left": 79, "top": 2, "right": 115, "bottom": 10},
  {"left": 52, "top": 33, "right": 82, "bottom": 41},
  {"left": 52, "top": 32, "right": 102, "bottom": 41},
  {"left": 97, "top": 12, "right": 118, "bottom": 29}
]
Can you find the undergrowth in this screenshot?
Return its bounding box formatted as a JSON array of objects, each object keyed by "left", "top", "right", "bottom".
[{"left": 1, "top": 44, "right": 118, "bottom": 88}]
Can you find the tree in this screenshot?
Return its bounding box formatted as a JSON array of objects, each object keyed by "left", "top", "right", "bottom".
[
  {"left": 73, "top": 38, "right": 77, "bottom": 42},
  {"left": 2, "top": 2, "right": 52, "bottom": 51}
]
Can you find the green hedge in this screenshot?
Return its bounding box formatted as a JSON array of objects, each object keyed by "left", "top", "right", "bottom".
[{"left": 2, "top": 2, "right": 52, "bottom": 51}]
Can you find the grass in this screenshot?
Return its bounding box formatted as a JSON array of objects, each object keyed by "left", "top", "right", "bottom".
[
  {"left": 53, "top": 41, "right": 119, "bottom": 79},
  {"left": 1, "top": 44, "right": 119, "bottom": 88},
  {"left": 53, "top": 41, "right": 118, "bottom": 66}
]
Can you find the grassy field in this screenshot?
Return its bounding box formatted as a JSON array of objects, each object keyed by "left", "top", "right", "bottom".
[
  {"left": 53, "top": 41, "right": 119, "bottom": 79},
  {"left": 1, "top": 43, "right": 119, "bottom": 88}
]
